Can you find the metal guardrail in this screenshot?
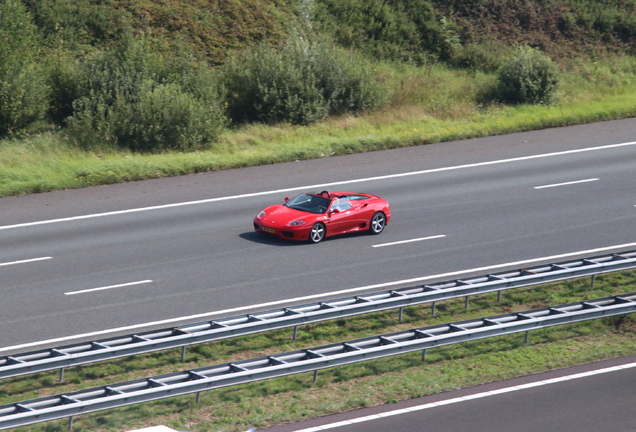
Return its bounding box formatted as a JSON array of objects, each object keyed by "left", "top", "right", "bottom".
[
  {"left": 2, "top": 250, "right": 636, "bottom": 379},
  {"left": 1, "top": 291, "right": 635, "bottom": 429}
]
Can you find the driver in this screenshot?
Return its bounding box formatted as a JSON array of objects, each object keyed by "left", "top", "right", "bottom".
[{"left": 331, "top": 197, "right": 351, "bottom": 212}]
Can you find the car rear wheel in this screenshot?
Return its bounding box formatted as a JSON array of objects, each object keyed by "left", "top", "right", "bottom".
[
  {"left": 369, "top": 212, "right": 386, "bottom": 235},
  {"left": 309, "top": 222, "right": 326, "bottom": 243}
]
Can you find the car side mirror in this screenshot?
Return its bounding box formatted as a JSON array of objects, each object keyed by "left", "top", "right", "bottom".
[
  {"left": 330, "top": 209, "right": 340, "bottom": 214},
  {"left": 285, "top": 197, "right": 290, "bottom": 202}
]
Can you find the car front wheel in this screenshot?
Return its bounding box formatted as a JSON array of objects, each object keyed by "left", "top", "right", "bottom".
[
  {"left": 308, "top": 222, "right": 326, "bottom": 243},
  {"left": 369, "top": 212, "right": 386, "bottom": 235}
]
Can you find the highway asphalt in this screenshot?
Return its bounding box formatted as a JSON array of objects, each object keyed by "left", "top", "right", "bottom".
[{"left": 1, "top": 118, "right": 635, "bottom": 352}]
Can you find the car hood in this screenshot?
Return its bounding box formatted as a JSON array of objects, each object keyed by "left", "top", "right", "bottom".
[{"left": 261, "top": 205, "right": 318, "bottom": 225}]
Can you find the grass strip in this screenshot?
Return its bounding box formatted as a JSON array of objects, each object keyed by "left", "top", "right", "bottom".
[{"left": 2, "top": 77, "right": 636, "bottom": 198}]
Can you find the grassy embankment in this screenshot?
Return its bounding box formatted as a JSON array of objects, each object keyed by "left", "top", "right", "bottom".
[
  {"left": 2, "top": 54, "right": 636, "bottom": 198},
  {"left": 3, "top": 270, "right": 636, "bottom": 432}
]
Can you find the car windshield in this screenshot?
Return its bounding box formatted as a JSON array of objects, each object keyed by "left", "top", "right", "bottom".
[{"left": 285, "top": 193, "right": 331, "bottom": 214}]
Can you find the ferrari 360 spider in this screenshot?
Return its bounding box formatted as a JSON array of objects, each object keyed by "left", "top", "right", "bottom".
[{"left": 253, "top": 191, "right": 391, "bottom": 243}]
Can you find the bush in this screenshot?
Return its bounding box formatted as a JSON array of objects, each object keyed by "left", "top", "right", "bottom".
[
  {"left": 0, "top": 0, "right": 48, "bottom": 136},
  {"left": 496, "top": 46, "right": 560, "bottom": 104},
  {"left": 64, "top": 41, "right": 227, "bottom": 152},
  {"left": 45, "top": 51, "right": 82, "bottom": 126},
  {"left": 451, "top": 41, "right": 508, "bottom": 73},
  {"left": 130, "top": 82, "right": 225, "bottom": 152},
  {"left": 314, "top": 0, "right": 451, "bottom": 64},
  {"left": 223, "top": 41, "right": 326, "bottom": 125},
  {"left": 22, "top": 0, "right": 130, "bottom": 50},
  {"left": 223, "top": 34, "right": 388, "bottom": 125}
]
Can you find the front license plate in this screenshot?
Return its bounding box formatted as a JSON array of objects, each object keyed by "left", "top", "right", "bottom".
[{"left": 263, "top": 227, "right": 276, "bottom": 234}]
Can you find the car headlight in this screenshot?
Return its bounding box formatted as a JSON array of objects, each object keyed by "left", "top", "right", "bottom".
[
  {"left": 257, "top": 211, "right": 266, "bottom": 219},
  {"left": 287, "top": 219, "right": 306, "bottom": 226}
]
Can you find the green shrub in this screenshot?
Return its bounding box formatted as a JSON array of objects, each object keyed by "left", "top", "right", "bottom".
[
  {"left": 131, "top": 82, "right": 226, "bottom": 152},
  {"left": 314, "top": 0, "right": 451, "bottom": 64},
  {"left": 450, "top": 41, "right": 510, "bottom": 73},
  {"left": 64, "top": 41, "right": 227, "bottom": 152},
  {"left": 0, "top": 0, "right": 48, "bottom": 136},
  {"left": 22, "top": 0, "right": 131, "bottom": 50},
  {"left": 553, "top": 0, "right": 636, "bottom": 47},
  {"left": 45, "top": 51, "right": 81, "bottom": 126},
  {"left": 496, "top": 46, "right": 560, "bottom": 104},
  {"left": 451, "top": 42, "right": 509, "bottom": 73},
  {"left": 223, "top": 34, "right": 388, "bottom": 125},
  {"left": 223, "top": 41, "right": 326, "bottom": 125}
]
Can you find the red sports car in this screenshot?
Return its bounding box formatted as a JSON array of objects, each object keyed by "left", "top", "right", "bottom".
[{"left": 253, "top": 191, "right": 390, "bottom": 243}]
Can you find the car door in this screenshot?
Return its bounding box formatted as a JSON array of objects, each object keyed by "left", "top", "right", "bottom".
[
  {"left": 325, "top": 197, "right": 356, "bottom": 235},
  {"left": 347, "top": 195, "right": 375, "bottom": 227}
]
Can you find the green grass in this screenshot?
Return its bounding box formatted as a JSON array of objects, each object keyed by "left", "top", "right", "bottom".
[
  {"left": 4, "top": 270, "right": 636, "bottom": 431},
  {"left": 2, "top": 55, "right": 636, "bottom": 198}
]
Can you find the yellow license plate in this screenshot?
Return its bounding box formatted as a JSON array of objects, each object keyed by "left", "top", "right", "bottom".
[{"left": 263, "top": 227, "right": 276, "bottom": 234}]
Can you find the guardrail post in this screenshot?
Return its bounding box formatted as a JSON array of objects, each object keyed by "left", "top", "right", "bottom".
[
  {"left": 398, "top": 307, "right": 404, "bottom": 322},
  {"left": 293, "top": 326, "right": 299, "bottom": 341},
  {"left": 497, "top": 291, "right": 502, "bottom": 303},
  {"left": 431, "top": 302, "right": 436, "bottom": 316},
  {"left": 421, "top": 349, "right": 427, "bottom": 362},
  {"left": 59, "top": 367, "right": 65, "bottom": 382},
  {"left": 68, "top": 416, "right": 73, "bottom": 431},
  {"left": 465, "top": 296, "right": 470, "bottom": 309},
  {"left": 313, "top": 370, "right": 318, "bottom": 383},
  {"left": 524, "top": 331, "right": 530, "bottom": 343},
  {"left": 591, "top": 275, "right": 596, "bottom": 288},
  {"left": 181, "top": 347, "right": 187, "bottom": 362},
  {"left": 196, "top": 392, "right": 201, "bottom": 404}
]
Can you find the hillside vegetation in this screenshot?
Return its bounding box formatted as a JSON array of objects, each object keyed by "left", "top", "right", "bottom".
[{"left": 1, "top": 0, "right": 636, "bottom": 196}]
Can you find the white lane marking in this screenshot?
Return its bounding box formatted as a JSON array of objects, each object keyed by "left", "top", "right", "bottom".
[
  {"left": 2, "top": 241, "right": 636, "bottom": 353},
  {"left": 292, "top": 361, "right": 636, "bottom": 431},
  {"left": 372, "top": 235, "right": 446, "bottom": 248},
  {"left": 0, "top": 257, "right": 52, "bottom": 267},
  {"left": 1, "top": 141, "right": 635, "bottom": 231},
  {"left": 534, "top": 178, "right": 599, "bottom": 189},
  {"left": 64, "top": 280, "right": 153, "bottom": 296}
]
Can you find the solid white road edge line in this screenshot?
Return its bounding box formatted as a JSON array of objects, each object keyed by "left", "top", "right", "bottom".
[
  {"left": 534, "top": 178, "right": 599, "bottom": 189},
  {"left": 291, "top": 361, "right": 636, "bottom": 431},
  {"left": 2, "top": 241, "right": 636, "bottom": 353},
  {"left": 64, "top": 280, "right": 153, "bottom": 296},
  {"left": 0, "top": 257, "right": 52, "bottom": 267},
  {"left": 372, "top": 235, "right": 446, "bottom": 248},
  {"left": 1, "top": 140, "right": 635, "bottom": 231}
]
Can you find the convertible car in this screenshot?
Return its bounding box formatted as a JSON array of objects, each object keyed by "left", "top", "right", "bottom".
[{"left": 253, "top": 191, "right": 391, "bottom": 243}]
